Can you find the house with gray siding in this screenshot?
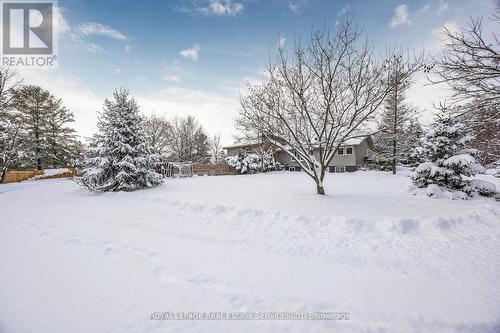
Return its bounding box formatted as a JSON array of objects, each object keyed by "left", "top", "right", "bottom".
[{"left": 223, "top": 136, "right": 372, "bottom": 172}]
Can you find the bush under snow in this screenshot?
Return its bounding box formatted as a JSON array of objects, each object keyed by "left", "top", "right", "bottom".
[{"left": 225, "top": 151, "right": 281, "bottom": 174}]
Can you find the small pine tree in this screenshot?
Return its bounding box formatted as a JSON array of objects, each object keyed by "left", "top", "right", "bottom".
[
  {"left": 80, "top": 89, "right": 162, "bottom": 192},
  {"left": 411, "top": 112, "right": 488, "bottom": 197}
]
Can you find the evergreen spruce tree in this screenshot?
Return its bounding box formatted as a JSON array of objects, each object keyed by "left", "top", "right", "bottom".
[
  {"left": 410, "top": 112, "right": 486, "bottom": 196},
  {"left": 400, "top": 117, "right": 424, "bottom": 166},
  {"left": 45, "top": 97, "right": 80, "bottom": 167},
  {"left": 11, "top": 85, "right": 51, "bottom": 170},
  {"left": 10, "top": 85, "right": 81, "bottom": 169},
  {"left": 80, "top": 89, "right": 162, "bottom": 192}
]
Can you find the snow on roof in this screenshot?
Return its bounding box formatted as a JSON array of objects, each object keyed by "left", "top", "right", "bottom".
[
  {"left": 343, "top": 137, "right": 367, "bottom": 145},
  {"left": 222, "top": 140, "right": 261, "bottom": 150},
  {"left": 223, "top": 136, "right": 370, "bottom": 150}
]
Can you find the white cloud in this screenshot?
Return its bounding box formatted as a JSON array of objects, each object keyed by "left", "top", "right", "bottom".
[
  {"left": 190, "top": 0, "right": 244, "bottom": 16},
  {"left": 16, "top": 71, "right": 239, "bottom": 145},
  {"left": 180, "top": 44, "right": 201, "bottom": 61},
  {"left": 53, "top": 7, "right": 70, "bottom": 35},
  {"left": 77, "top": 22, "right": 128, "bottom": 41},
  {"left": 137, "top": 87, "right": 239, "bottom": 145},
  {"left": 390, "top": 4, "right": 412, "bottom": 28},
  {"left": 432, "top": 21, "right": 459, "bottom": 47},
  {"left": 407, "top": 73, "right": 452, "bottom": 124},
  {"left": 70, "top": 32, "right": 104, "bottom": 53},
  {"left": 417, "top": 4, "right": 431, "bottom": 13},
  {"left": 288, "top": 2, "right": 301, "bottom": 14},
  {"left": 18, "top": 69, "right": 103, "bottom": 139},
  {"left": 277, "top": 36, "right": 286, "bottom": 49},
  {"left": 417, "top": 1, "right": 448, "bottom": 15},
  {"left": 69, "top": 22, "right": 128, "bottom": 53},
  {"left": 336, "top": 4, "right": 349, "bottom": 25},
  {"left": 436, "top": 1, "right": 449, "bottom": 14},
  {"left": 163, "top": 74, "right": 180, "bottom": 82}
]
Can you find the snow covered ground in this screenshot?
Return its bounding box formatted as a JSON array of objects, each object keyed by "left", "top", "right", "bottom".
[{"left": 1, "top": 171, "right": 499, "bottom": 333}]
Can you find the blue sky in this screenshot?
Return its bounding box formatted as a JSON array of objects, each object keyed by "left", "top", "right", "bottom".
[{"left": 18, "top": 0, "right": 498, "bottom": 144}]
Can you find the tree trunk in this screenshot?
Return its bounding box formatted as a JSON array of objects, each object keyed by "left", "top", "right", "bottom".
[
  {"left": 316, "top": 181, "right": 325, "bottom": 195},
  {"left": 392, "top": 137, "right": 397, "bottom": 174},
  {"left": 392, "top": 76, "right": 398, "bottom": 175},
  {"left": 0, "top": 166, "right": 7, "bottom": 184}
]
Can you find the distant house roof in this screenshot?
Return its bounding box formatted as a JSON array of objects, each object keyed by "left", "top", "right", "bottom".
[
  {"left": 222, "top": 140, "right": 262, "bottom": 150},
  {"left": 223, "top": 135, "right": 371, "bottom": 150},
  {"left": 343, "top": 136, "right": 371, "bottom": 145}
]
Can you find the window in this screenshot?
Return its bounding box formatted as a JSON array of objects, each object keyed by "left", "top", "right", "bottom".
[
  {"left": 346, "top": 147, "right": 353, "bottom": 155},
  {"left": 291, "top": 151, "right": 305, "bottom": 162},
  {"left": 289, "top": 167, "right": 296, "bottom": 171},
  {"left": 337, "top": 147, "right": 344, "bottom": 155},
  {"left": 336, "top": 166, "right": 346, "bottom": 173}
]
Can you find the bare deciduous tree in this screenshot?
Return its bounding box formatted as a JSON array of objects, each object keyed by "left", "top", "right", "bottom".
[
  {"left": 144, "top": 114, "right": 172, "bottom": 158},
  {"left": 237, "top": 19, "right": 400, "bottom": 195},
  {"left": 430, "top": 14, "right": 500, "bottom": 116},
  {"left": 428, "top": 9, "right": 500, "bottom": 167},
  {"left": 168, "top": 115, "right": 211, "bottom": 163},
  {"left": 211, "top": 134, "right": 223, "bottom": 163}
]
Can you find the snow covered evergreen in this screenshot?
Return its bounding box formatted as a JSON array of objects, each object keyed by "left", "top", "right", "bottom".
[
  {"left": 410, "top": 112, "right": 495, "bottom": 198},
  {"left": 226, "top": 150, "right": 281, "bottom": 174},
  {"left": 79, "top": 89, "right": 162, "bottom": 192}
]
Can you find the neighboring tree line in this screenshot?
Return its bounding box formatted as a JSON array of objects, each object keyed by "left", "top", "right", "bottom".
[
  {"left": 0, "top": 68, "right": 82, "bottom": 182},
  {"left": 80, "top": 89, "right": 225, "bottom": 192},
  {"left": 144, "top": 114, "right": 224, "bottom": 164}
]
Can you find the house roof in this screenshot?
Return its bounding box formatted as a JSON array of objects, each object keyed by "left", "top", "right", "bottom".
[
  {"left": 343, "top": 137, "right": 367, "bottom": 145},
  {"left": 222, "top": 140, "right": 263, "bottom": 150},
  {"left": 223, "top": 135, "right": 371, "bottom": 150}
]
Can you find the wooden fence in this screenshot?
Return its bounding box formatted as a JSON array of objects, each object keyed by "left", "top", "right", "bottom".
[
  {"left": 156, "top": 162, "right": 237, "bottom": 177},
  {"left": 3, "top": 170, "right": 43, "bottom": 183},
  {"left": 37, "top": 169, "right": 76, "bottom": 180},
  {"left": 2, "top": 169, "right": 76, "bottom": 184},
  {"left": 156, "top": 163, "right": 193, "bottom": 178},
  {"left": 192, "top": 163, "right": 237, "bottom": 176}
]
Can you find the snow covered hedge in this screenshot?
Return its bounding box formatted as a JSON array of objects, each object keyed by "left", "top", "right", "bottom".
[
  {"left": 225, "top": 151, "right": 282, "bottom": 174},
  {"left": 410, "top": 113, "right": 496, "bottom": 199}
]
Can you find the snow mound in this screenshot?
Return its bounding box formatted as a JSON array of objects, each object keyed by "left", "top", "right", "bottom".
[
  {"left": 28, "top": 168, "right": 72, "bottom": 181},
  {"left": 466, "top": 179, "right": 497, "bottom": 197},
  {"left": 409, "top": 184, "right": 469, "bottom": 200},
  {"left": 43, "top": 168, "right": 71, "bottom": 177}
]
